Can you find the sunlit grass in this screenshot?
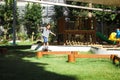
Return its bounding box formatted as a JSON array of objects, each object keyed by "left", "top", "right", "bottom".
[
  {"left": 23, "top": 54, "right": 120, "bottom": 80},
  {"left": 0, "top": 40, "right": 35, "bottom": 46}
]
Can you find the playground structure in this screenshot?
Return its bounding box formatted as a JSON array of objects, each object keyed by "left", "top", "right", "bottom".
[
  {"left": 57, "top": 16, "right": 120, "bottom": 45},
  {"left": 108, "top": 30, "right": 120, "bottom": 43},
  {"left": 57, "top": 16, "right": 96, "bottom": 45},
  {"left": 96, "top": 32, "right": 116, "bottom": 44}
]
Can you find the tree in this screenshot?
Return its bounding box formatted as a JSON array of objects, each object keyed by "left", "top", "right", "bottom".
[
  {"left": 66, "top": 1, "right": 88, "bottom": 17},
  {"left": 54, "top": 6, "right": 63, "bottom": 19},
  {"left": 93, "top": 4, "right": 117, "bottom": 24},
  {"left": 24, "top": 3, "right": 42, "bottom": 40},
  {"left": 0, "top": 0, "right": 19, "bottom": 40},
  {"left": 0, "top": 4, "right": 4, "bottom": 25},
  {"left": 66, "top": 1, "right": 117, "bottom": 23}
]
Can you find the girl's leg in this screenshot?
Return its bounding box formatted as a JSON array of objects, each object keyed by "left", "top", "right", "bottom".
[
  {"left": 47, "top": 42, "right": 49, "bottom": 47},
  {"left": 43, "top": 36, "right": 46, "bottom": 48},
  {"left": 43, "top": 36, "right": 49, "bottom": 49}
]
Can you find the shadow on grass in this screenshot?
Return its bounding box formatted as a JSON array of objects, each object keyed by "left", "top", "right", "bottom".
[
  {"left": 0, "top": 45, "right": 31, "bottom": 49},
  {"left": 0, "top": 49, "right": 76, "bottom": 80}
]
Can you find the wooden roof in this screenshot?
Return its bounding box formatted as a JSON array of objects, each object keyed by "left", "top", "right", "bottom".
[{"left": 66, "top": 0, "right": 120, "bottom": 7}]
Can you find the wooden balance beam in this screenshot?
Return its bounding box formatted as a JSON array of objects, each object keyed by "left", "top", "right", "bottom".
[
  {"left": 110, "top": 55, "right": 120, "bottom": 66},
  {"left": 75, "top": 54, "right": 111, "bottom": 58},
  {"left": 36, "top": 51, "right": 117, "bottom": 63},
  {"left": 68, "top": 52, "right": 115, "bottom": 62},
  {"left": 36, "top": 51, "right": 73, "bottom": 58}
]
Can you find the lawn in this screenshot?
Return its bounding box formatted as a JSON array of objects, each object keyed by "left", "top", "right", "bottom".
[{"left": 0, "top": 49, "right": 120, "bottom": 80}]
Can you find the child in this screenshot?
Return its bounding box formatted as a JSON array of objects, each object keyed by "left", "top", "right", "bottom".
[{"left": 41, "top": 23, "right": 56, "bottom": 50}]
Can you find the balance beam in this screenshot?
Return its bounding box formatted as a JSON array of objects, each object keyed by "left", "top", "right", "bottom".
[
  {"left": 110, "top": 55, "right": 120, "bottom": 66},
  {"left": 36, "top": 51, "right": 117, "bottom": 63},
  {"left": 36, "top": 51, "right": 74, "bottom": 58},
  {"left": 68, "top": 53, "right": 115, "bottom": 62},
  {"left": 75, "top": 54, "right": 111, "bottom": 58}
]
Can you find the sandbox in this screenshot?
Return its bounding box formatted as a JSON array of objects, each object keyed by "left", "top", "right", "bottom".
[{"left": 31, "top": 44, "right": 120, "bottom": 57}]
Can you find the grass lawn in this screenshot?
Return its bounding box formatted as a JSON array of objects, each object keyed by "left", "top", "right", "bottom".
[{"left": 0, "top": 49, "right": 120, "bottom": 80}]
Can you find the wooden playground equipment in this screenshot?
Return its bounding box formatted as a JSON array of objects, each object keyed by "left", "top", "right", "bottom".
[
  {"left": 110, "top": 54, "right": 120, "bottom": 66},
  {"left": 57, "top": 16, "right": 96, "bottom": 45},
  {"left": 36, "top": 51, "right": 72, "bottom": 58},
  {"left": 36, "top": 51, "right": 120, "bottom": 67},
  {"left": 36, "top": 51, "right": 119, "bottom": 64}
]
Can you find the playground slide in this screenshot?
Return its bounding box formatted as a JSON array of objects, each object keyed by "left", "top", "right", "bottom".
[{"left": 96, "top": 32, "right": 116, "bottom": 44}]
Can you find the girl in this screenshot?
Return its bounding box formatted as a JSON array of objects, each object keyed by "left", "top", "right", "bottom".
[{"left": 41, "top": 23, "right": 56, "bottom": 50}]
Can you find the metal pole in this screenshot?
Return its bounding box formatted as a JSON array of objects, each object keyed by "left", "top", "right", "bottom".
[
  {"left": 46, "top": 3, "right": 48, "bottom": 23},
  {"left": 13, "top": 0, "right": 16, "bottom": 45}
]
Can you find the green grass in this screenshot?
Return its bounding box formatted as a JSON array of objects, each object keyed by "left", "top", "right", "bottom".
[
  {"left": 0, "top": 49, "right": 120, "bottom": 80},
  {"left": 0, "top": 41, "right": 35, "bottom": 46}
]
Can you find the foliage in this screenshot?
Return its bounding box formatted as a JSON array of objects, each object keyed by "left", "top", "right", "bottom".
[
  {"left": 67, "top": 1, "right": 88, "bottom": 17},
  {"left": 0, "top": 39, "right": 8, "bottom": 44},
  {"left": 93, "top": 4, "right": 117, "bottom": 24},
  {"left": 17, "top": 32, "right": 28, "bottom": 41},
  {"left": 67, "top": 1, "right": 117, "bottom": 25},
  {"left": 0, "top": 4, "right": 4, "bottom": 24},
  {"left": 35, "top": 32, "right": 42, "bottom": 40},
  {"left": 0, "top": 0, "right": 19, "bottom": 40},
  {"left": 1, "top": 0, "right": 13, "bottom": 29},
  {"left": 54, "top": 6, "right": 63, "bottom": 19},
  {"left": 24, "top": 3, "right": 42, "bottom": 38}
]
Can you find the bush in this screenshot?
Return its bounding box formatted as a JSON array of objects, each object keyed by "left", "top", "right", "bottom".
[
  {"left": 17, "top": 33, "right": 28, "bottom": 41},
  {"left": 0, "top": 39, "right": 8, "bottom": 44}
]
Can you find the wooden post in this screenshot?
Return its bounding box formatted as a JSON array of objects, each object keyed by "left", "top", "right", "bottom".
[
  {"left": 68, "top": 51, "right": 76, "bottom": 62},
  {"left": 36, "top": 52, "right": 42, "bottom": 58},
  {"left": 31, "top": 32, "right": 34, "bottom": 42}
]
